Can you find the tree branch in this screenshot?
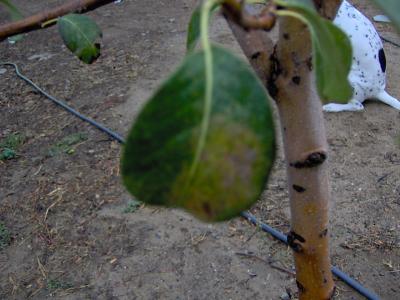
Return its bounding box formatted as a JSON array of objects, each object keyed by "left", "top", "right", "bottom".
[
  {"left": 222, "top": 4, "right": 276, "bottom": 90},
  {"left": 0, "top": 0, "right": 115, "bottom": 41},
  {"left": 313, "top": 0, "right": 342, "bottom": 19},
  {"left": 222, "top": 0, "right": 276, "bottom": 30}
]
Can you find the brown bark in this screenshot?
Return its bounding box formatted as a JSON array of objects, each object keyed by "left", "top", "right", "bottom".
[
  {"left": 225, "top": 1, "right": 342, "bottom": 299},
  {"left": 0, "top": 0, "right": 115, "bottom": 41},
  {"left": 313, "top": 0, "right": 342, "bottom": 19},
  {"left": 274, "top": 16, "right": 334, "bottom": 299},
  {"left": 223, "top": 8, "right": 275, "bottom": 85}
]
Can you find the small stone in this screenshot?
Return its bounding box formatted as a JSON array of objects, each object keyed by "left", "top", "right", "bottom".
[{"left": 280, "top": 293, "right": 290, "bottom": 300}]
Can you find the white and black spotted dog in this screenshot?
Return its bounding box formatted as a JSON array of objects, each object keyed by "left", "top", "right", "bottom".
[{"left": 323, "top": 0, "right": 400, "bottom": 112}]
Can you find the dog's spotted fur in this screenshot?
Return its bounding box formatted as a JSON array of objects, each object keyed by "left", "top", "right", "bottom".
[{"left": 323, "top": 0, "right": 400, "bottom": 112}]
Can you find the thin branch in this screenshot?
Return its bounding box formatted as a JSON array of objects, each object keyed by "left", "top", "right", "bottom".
[
  {"left": 0, "top": 0, "right": 115, "bottom": 41},
  {"left": 223, "top": 0, "right": 276, "bottom": 30},
  {"left": 313, "top": 0, "right": 342, "bottom": 19},
  {"left": 222, "top": 4, "right": 276, "bottom": 88}
]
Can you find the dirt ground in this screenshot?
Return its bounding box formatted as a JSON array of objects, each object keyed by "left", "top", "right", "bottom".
[{"left": 0, "top": 0, "right": 399, "bottom": 299}]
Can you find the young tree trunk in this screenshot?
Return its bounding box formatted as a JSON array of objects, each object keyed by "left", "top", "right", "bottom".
[
  {"left": 273, "top": 16, "right": 334, "bottom": 299},
  {"left": 225, "top": 1, "right": 342, "bottom": 298}
]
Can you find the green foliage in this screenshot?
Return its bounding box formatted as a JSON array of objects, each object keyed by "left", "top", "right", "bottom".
[
  {"left": 0, "top": 133, "right": 24, "bottom": 160},
  {"left": 47, "top": 279, "right": 73, "bottom": 291},
  {"left": 0, "top": 148, "right": 16, "bottom": 160},
  {"left": 0, "top": 0, "right": 24, "bottom": 43},
  {"left": 0, "top": 0, "right": 22, "bottom": 20},
  {"left": 276, "top": 0, "right": 353, "bottom": 103},
  {"left": 48, "top": 132, "right": 87, "bottom": 156},
  {"left": 0, "top": 222, "right": 11, "bottom": 250},
  {"left": 123, "top": 199, "right": 142, "bottom": 213},
  {"left": 186, "top": 3, "right": 220, "bottom": 53},
  {"left": 370, "top": 0, "right": 400, "bottom": 31},
  {"left": 0, "top": 133, "right": 24, "bottom": 149},
  {"left": 187, "top": 5, "right": 202, "bottom": 53},
  {"left": 122, "top": 46, "right": 276, "bottom": 222},
  {"left": 58, "top": 14, "right": 102, "bottom": 64}
]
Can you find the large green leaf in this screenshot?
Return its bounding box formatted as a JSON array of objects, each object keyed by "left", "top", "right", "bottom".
[
  {"left": 122, "top": 46, "right": 276, "bottom": 222},
  {"left": 58, "top": 14, "right": 102, "bottom": 64},
  {"left": 186, "top": 3, "right": 220, "bottom": 54},
  {"left": 276, "top": 0, "right": 353, "bottom": 103},
  {"left": 369, "top": 0, "right": 400, "bottom": 31},
  {"left": 0, "top": 0, "right": 24, "bottom": 43}
]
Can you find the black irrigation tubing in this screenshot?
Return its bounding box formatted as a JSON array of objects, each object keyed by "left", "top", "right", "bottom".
[
  {"left": 241, "top": 212, "right": 380, "bottom": 300},
  {"left": 0, "top": 62, "right": 382, "bottom": 300},
  {"left": 0, "top": 63, "right": 125, "bottom": 144},
  {"left": 380, "top": 35, "right": 400, "bottom": 48}
]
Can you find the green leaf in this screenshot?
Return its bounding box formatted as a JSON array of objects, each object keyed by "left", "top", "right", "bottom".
[
  {"left": 0, "top": 222, "right": 11, "bottom": 250},
  {"left": 47, "top": 132, "right": 87, "bottom": 156},
  {"left": 0, "top": 0, "right": 24, "bottom": 43},
  {"left": 0, "top": 148, "right": 16, "bottom": 160},
  {"left": 123, "top": 199, "right": 142, "bottom": 213},
  {"left": 186, "top": 3, "right": 220, "bottom": 53},
  {"left": 58, "top": 14, "right": 102, "bottom": 64},
  {"left": 276, "top": 0, "right": 353, "bottom": 103},
  {"left": 0, "top": 0, "right": 23, "bottom": 20},
  {"left": 121, "top": 46, "right": 276, "bottom": 222},
  {"left": 369, "top": 0, "right": 400, "bottom": 31}
]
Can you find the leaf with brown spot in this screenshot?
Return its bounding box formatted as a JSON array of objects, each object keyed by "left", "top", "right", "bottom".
[{"left": 121, "top": 46, "right": 276, "bottom": 222}]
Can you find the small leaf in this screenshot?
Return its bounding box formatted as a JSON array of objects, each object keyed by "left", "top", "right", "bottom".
[
  {"left": 369, "top": 0, "right": 400, "bottom": 31},
  {"left": 58, "top": 14, "right": 102, "bottom": 64},
  {"left": 0, "top": 148, "right": 16, "bottom": 160},
  {"left": 0, "top": 0, "right": 23, "bottom": 20},
  {"left": 122, "top": 46, "right": 276, "bottom": 222},
  {"left": 186, "top": 3, "right": 220, "bottom": 53},
  {"left": 276, "top": 0, "right": 353, "bottom": 103},
  {"left": 0, "top": 0, "right": 24, "bottom": 43}
]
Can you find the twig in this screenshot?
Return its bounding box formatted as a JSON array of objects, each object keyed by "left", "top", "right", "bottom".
[
  {"left": 37, "top": 256, "right": 47, "bottom": 279},
  {"left": 0, "top": 0, "right": 116, "bottom": 41},
  {"left": 235, "top": 251, "right": 295, "bottom": 276},
  {"left": 222, "top": 0, "right": 276, "bottom": 30},
  {"left": 223, "top": 4, "right": 276, "bottom": 87},
  {"left": 44, "top": 191, "right": 64, "bottom": 221}
]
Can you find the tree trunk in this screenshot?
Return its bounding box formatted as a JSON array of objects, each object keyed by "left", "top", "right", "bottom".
[
  {"left": 273, "top": 16, "right": 334, "bottom": 299},
  {"left": 225, "top": 1, "right": 343, "bottom": 298}
]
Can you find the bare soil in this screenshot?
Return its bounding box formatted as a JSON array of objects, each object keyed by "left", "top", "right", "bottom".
[{"left": 0, "top": 1, "right": 399, "bottom": 299}]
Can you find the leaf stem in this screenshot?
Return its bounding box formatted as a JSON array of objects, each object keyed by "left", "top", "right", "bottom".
[
  {"left": 41, "top": 18, "right": 58, "bottom": 28},
  {"left": 275, "top": 10, "right": 309, "bottom": 26},
  {"left": 190, "top": 0, "right": 222, "bottom": 177}
]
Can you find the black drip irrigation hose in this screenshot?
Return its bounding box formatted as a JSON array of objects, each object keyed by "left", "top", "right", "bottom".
[
  {"left": 0, "top": 62, "right": 382, "bottom": 300},
  {"left": 381, "top": 35, "right": 400, "bottom": 48},
  {"left": 241, "top": 212, "right": 380, "bottom": 300},
  {"left": 0, "top": 63, "right": 125, "bottom": 144}
]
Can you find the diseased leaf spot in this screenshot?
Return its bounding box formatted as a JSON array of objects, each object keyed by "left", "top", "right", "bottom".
[{"left": 121, "top": 46, "right": 275, "bottom": 223}]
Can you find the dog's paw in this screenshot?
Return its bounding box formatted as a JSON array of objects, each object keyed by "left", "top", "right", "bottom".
[{"left": 323, "top": 101, "right": 364, "bottom": 112}]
